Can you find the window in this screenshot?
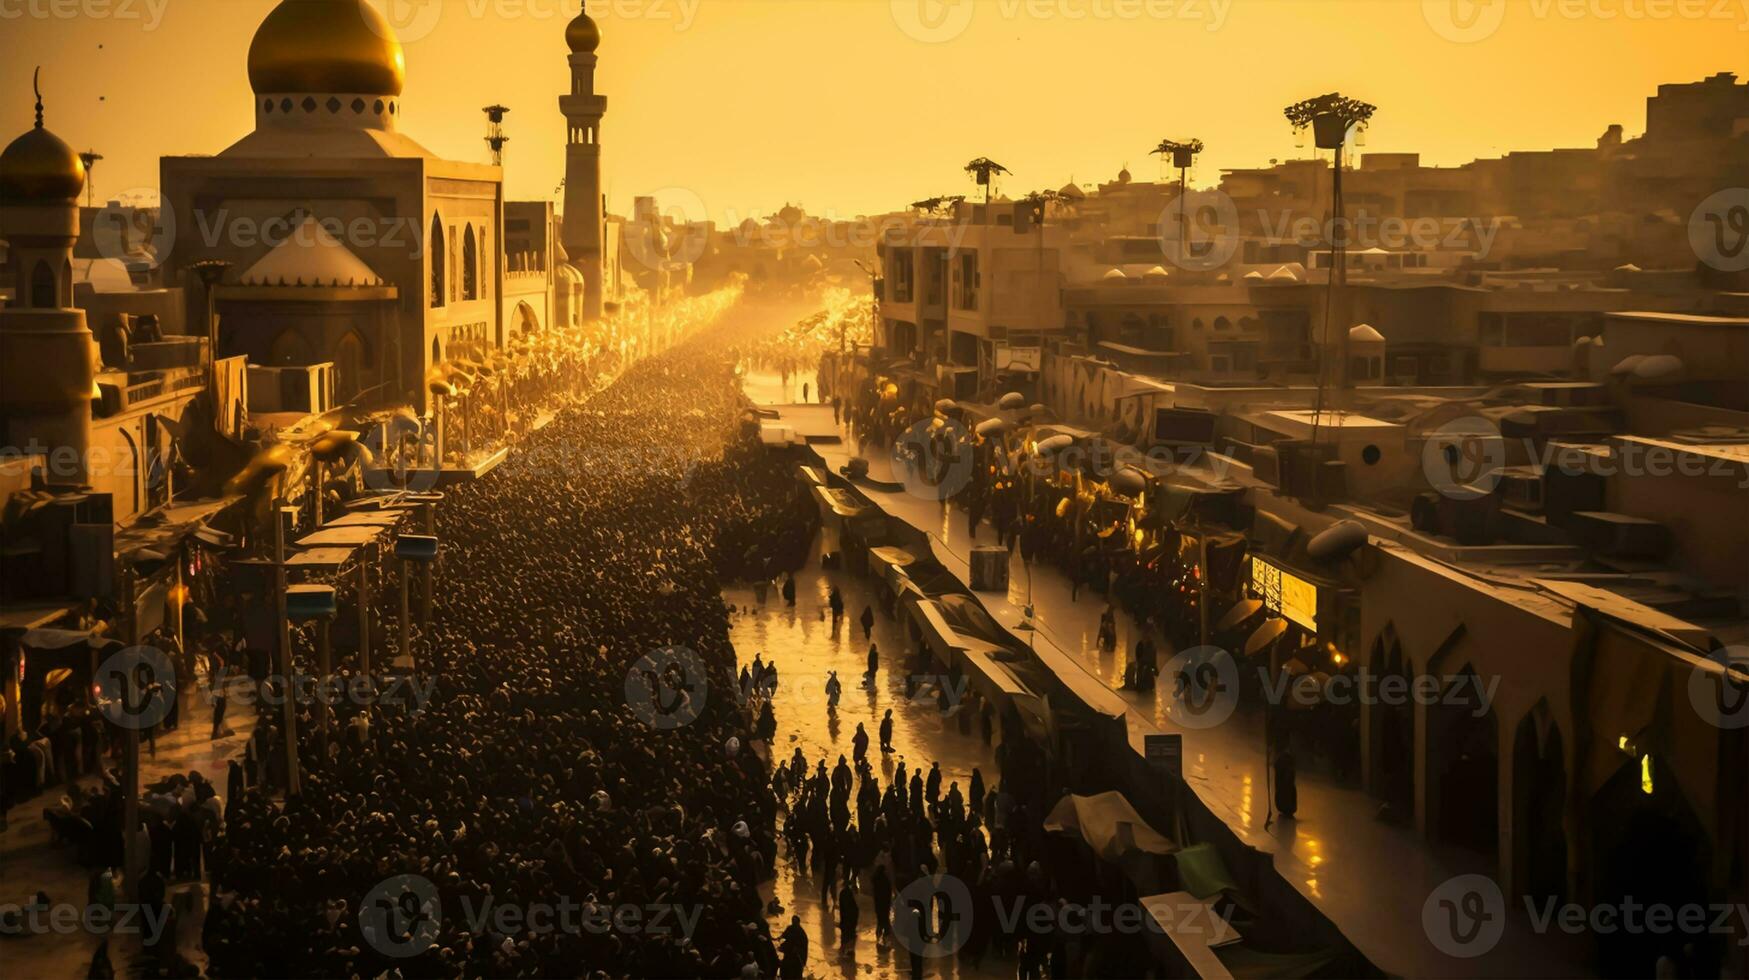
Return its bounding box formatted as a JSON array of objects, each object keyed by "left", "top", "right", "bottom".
[
  {"left": 270, "top": 329, "right": 313, "bottom": 366},
  {"left": 450, "top": 234, "right": 460, "bottom": 304},
  {"left": 429, "top": 214, "right": 446, "bottom": 308},
  {"left": 29, "top": 260, "right": 56, "bottom": 309},
  {"left": 888, "top": 250, "right": 914, "bottom": 303},
  {"left": 954, "top": 252, "right": 979, "bottom": 311},
  {"left": 335, "top": 332, "right": 367, "bottom": 401},
  {"left": 463, "top": 225, "right": 479, "bottom": 301}
]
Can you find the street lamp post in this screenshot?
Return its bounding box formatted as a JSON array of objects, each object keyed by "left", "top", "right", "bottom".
[
  {"left": 482, "top": 104, "right": 510, "bottom": 167},
  {"left": 191, "top": 260, "right": 230, "bottom": 415},
  {"left": 852, "top": 258, "right": 879, "bottom": 355},
  {"left": 394, "top": 534, "right": 440, "bottom": 673},
  {"left": 1284, "top": 93, "right": 1376, "bottom": 424},
  {"left": 271, "top": 503, "right": 302, "bottom": 797},
  {"left": 78, "top": 150, "right": 101, "bottom": 209},
  {"left": 287, "top": 584, "right": 337, "bottom": 760}
]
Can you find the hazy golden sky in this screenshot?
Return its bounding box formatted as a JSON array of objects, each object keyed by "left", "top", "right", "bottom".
[{"left": 2, "top": 0, "right": 1744, "bottom": 224}]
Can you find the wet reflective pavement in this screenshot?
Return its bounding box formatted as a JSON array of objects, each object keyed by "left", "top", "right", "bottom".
[{"left": 728, "top": 554, "right": 1009, "bottom": 979}]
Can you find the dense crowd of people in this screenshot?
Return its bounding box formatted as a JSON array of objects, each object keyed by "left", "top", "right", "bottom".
[{"left": 200, "top": 324, "right": 819, "bottom": 978}]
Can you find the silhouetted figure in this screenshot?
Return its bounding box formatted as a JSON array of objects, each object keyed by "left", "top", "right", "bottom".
[
  {"left": 1274, "top": 748, "right": 1298, "bottom": 819},
  {"left": 780, "top": 915, "right": 808, "bottom": 978}
]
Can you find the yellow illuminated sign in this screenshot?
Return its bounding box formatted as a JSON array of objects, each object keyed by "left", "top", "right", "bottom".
[{"left": 1252, "top": 556, "right": 1318, "bottom": 632}]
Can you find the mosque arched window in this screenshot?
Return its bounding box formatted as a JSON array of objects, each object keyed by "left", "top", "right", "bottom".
[
  {"left": 429, "top": 214, "right": 446, "bottom": 308},
  {"left": 270, "top": 330, "right": 313, "bottom": 365},
  {"left": 335, "top": 331, "right": 368, "bottom": 401},
  {"left": 463, "top": 225, "right": 479, "bottom": 301},
  {"left": 29, "top": 260, "right": 56, "bottom": 309}
]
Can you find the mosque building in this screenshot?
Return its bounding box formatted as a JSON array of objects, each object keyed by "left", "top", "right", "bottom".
[
  {"left": 1, "top": 0, "right": 622, "bottom": 538},
  {"left": 158, "top": 0, "right": 598, "bottom": 414}
]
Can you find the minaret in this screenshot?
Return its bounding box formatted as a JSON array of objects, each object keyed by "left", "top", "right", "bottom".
[
  {"left": 0, "top": 70, "right": 97, "bottom": 484},
  {"left": 559, "top": 10, "right": 606, "bottom": 320}
]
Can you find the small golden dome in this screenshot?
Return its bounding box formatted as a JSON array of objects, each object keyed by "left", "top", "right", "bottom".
[
  {"left": 0, "top": 124, "right": 85, "bottom": 203},
  {"left": 566, "top": 11, "right": 601, "bottom": 53},
  {"left": 248, "top": 0, "right": 406, "bottom": 96}
]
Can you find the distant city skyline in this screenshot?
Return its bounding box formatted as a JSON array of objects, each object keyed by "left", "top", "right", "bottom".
[{"left": 2, "top": 0, "right": 1744, "bottom": 224}]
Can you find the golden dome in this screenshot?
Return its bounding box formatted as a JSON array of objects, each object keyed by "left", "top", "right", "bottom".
[
  {"left": 0, "top": 124, "right": 85, "bottom": 204},
  {"left": 248, "top": 0, "right": 405, "bottom": 96},
  {"left": 566, "top": 11, "right": 601, "bottom": 53}
]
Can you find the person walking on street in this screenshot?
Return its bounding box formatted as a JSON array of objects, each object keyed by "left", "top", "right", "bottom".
[
  {"left": 838, "top": 879, "right": 860, "bottom": 954},
  {"left": 879, "top": 709, "right": 894, "bottom": 752},
  {"left": 859, "top": 604, "right": 875, "bottom": 640},
  {"left": 852, "top": 722, "right": 869, "bottom": 765},
  {"left": 872, "top": 864, "right": 893, "bottom": 944},
  {"left": 780, "top": 915, "right": 808, "bottom": 978},
  {"left": 865, "top": 643, "right": 879, "bottom": 684}
]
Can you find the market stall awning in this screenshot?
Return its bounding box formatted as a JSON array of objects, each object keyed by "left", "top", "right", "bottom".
[
  {"left": 810, "top": 483, "right": 866, "bottom": 519},
  {"left": 296, "top": 526, "right": 386, "bottom": 548},
  {"left": 325, "top": 512, "right": 404, "bottom": 528},
  {"left": 1140, "top": 891, "right": 1243, "bottom": 977},
  {"left": 1245, "top": 618, "right": 1288, "bottom": 658},
  {"left": 18, "top": 627, "right": 97, "bottom": 650},
  {"left": 288, "top": 547, "right": 360, "bottom": 568},
  {"left": 907, "top": 597, "right": 966, "bottom": 663},
  {"left": 1044, "top": 791, "right": 1178, "bottom": 861},
  {"left": 1217, "top": 598, "right": 1264, "bottom": 632}
]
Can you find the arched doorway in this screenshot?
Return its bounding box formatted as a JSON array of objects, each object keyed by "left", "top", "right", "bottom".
[
  {"left": 1428, "top": 665, "right": 1499, "bottom": 853},
  {"left": 515, "top": 301, "right": 539, "bottom": 338},
  {"left": 462, "top": 225, "right": 478, "bottom": 300},
  {"left": 429, "top": 213, "right": 446, "bottom": 308},
  {"left": 1511, "top": 701, "right": 1568, "bottom": 904},
  {"left": 1588, "top": 756, "right": 1715, "bottom": 978},
  {"left": 334, "top": 331, "right": 367, "bottom": 403},
  {"left": 1369, "top": 628, "right": 1414, "bottom": 821},
  {"left": 270, "top": 330, "right": 313, "bottom": 366}
]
